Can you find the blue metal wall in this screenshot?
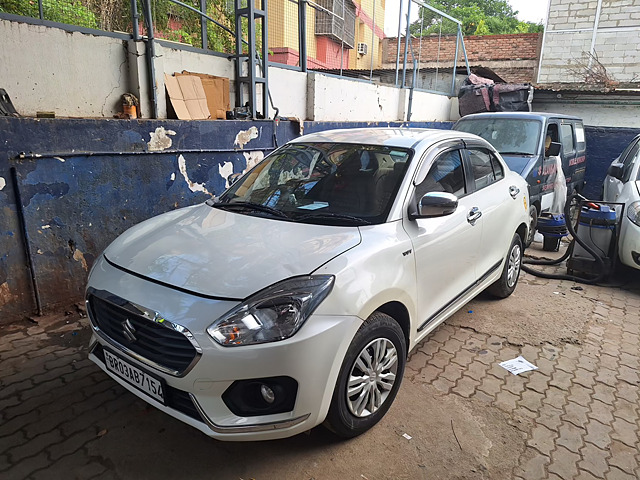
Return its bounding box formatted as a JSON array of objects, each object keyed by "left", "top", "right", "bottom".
[{"left": 0, "top": 118, "right": 636, "bottom": 323}]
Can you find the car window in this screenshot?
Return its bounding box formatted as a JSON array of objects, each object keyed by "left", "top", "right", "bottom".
[
  {"left": 560, "top": 124, "right": 575, "bottom": 153},
  {"left": 219, "top": 142, "right": 412, "bottom": 225},
  {"left": 622, "top": 143, "right": 640, "bottom": 183},
  {"left": 454, "top": 119, "right": 542, "bottom": 156},
  {"left": 574, "top": 123, "right": 586, "bottom": 152},
  {"left": 415, "top": 150, "right": 466, "bottom": 198},
  {"left": 468, "top": 148, "right": 504, "bottom": 190}
]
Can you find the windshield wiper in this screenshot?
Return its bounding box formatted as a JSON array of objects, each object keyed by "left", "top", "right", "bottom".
[
  {"left": 212, "top": 201, "right": 289, "bottom": 219},
  {"left": 500, "top": 151, "right": 533, "bottom": 156},
  {"left": 296, "top": 212, "right": 371, "bottom": 226}
]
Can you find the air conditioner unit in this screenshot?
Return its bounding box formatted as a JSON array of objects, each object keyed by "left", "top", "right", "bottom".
[{"left": 357, "top": 42, "right": 368, "bottom": 55}]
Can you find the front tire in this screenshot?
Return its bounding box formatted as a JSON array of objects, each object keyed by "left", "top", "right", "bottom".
[
  {"left": 324, "top": 312, "right": 406, "bottom": 438},
  {"left": 487, "top": 233, "right": 522, "bottom": 298}
]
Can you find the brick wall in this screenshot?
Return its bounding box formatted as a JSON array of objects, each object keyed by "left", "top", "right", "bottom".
[{"left": 384, "top": 33, "right": 541, "bottom": 64}]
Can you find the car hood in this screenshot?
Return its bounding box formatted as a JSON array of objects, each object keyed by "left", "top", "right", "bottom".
[
  {"left": 103, "top": 204, "right": 361, "bottom": 299},
  {"left": 500, "top": 154, "right": 536, "bottom": 175}
]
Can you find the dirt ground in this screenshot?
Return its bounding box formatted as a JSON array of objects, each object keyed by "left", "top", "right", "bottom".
[{"left": 1, "top": 241, "right": 640, "bottom": 480}]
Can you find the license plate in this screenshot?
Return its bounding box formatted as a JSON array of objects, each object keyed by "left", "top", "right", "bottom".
[{"left": 103, "top": 348, "right": 165, "bottom": 404}]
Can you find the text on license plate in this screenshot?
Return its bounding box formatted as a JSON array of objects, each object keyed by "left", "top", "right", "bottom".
[{"left": 103, "top": 349, "right": 165, "bottom": 403}]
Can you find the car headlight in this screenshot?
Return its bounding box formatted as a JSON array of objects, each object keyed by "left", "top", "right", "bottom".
[
  {"left": 207, "top": 275, "right": 334, "bottom": 347},
  {"left": 627, "top": 201, "right": 640, "bottom": 227}
]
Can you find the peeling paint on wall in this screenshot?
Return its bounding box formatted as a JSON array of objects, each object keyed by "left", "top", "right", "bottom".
[
  {"left": 148, "top": 126, "right": 177, "bottom": 151},
  {"left": 0, "top": 177, "right": 5, "bottom": 191},
  {"left": 73, "top": 249, "right": 88, "bottom": 271},
  {"left": 234, "top": 126, "right": 259, "bottom": 149},
  {"left": 0, "top": 282, "right": 17, "bottom": 307},
  {"left": 177, "top": 155, "right": 213, "bottom": 196},
  {"left": 54, "top": 157, "right": 66, "bottom": 162},
  {"left": 219, "top": 161, "right": 234, "bottom": 188},
  {"left": 243, "top": 151, "right": 264, "bottom": 172}
]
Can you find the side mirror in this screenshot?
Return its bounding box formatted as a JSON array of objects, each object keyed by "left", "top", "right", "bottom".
[
  {"left": 228, "top": 172, "right": 242, "bottom": 186},
  {"left": 410, "top": 192, "right": 458, "bottom": 220},
  {"left": 546, "top": 141, "right": 561, "bottom": 157},
  {"left": 607, "top": 163, "right": 624, "bottom": 181}
]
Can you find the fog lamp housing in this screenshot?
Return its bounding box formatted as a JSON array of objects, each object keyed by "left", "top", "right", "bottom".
[{"left": 222, "top": 376, "right": 298, "bottom": 417}]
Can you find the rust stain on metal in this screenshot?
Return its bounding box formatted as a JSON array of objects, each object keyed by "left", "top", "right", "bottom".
[
  {"left": 73, "top": 249, "right": 88, "bottom": 271},
  {"left": 0, "top": 282, "right": 16, "bottom": 307}
]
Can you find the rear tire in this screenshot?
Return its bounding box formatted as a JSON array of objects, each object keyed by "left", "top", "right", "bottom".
[
  {"left": 487, "top": 233, "right": 522, "bottom": 299},
  {"left": 524, "top": 206, "right": 538, "bottom": 248},
  {"left": 324, "top": 312, "right": 406, "bottom": 438}
]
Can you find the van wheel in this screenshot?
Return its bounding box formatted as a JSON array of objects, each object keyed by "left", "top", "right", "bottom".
[
  {"left": 488, "top": 233, "right": 522, "bottom": 298},
  {"left": 324, "top": 312, "right": 406, "bottom": 438},
  {"left": 524, "top": 206, "right": 537, "bottom": 248}
]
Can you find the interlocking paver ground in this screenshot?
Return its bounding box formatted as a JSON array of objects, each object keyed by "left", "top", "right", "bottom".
[{"left": 1, "top": 261, "right": 640, "bottom": 479}]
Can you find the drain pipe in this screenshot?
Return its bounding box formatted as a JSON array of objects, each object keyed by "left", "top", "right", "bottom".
[
  {"left": 407, "top": 59, "right": 417, "bottom": 121},
  {"left": 10, "top": 167, "right": 43, "bottom": 316},
  {"left": 141, "top": 0, "right": 159, "bottom": 119}
]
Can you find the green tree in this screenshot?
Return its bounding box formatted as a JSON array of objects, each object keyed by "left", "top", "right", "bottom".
[
  {"left": 0, "top": 0, "right": 98, "bottom": 28},
  {"left": 410, "top": 0, "right": 543, "bottom": 37}
]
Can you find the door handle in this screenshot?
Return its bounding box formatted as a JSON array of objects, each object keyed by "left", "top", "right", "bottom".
[
  {"left": 509, "top": 185, "right": 520, "bottom": 199},
  {"left": 467, "top": 207, "right": 482, "bottom": 225}
]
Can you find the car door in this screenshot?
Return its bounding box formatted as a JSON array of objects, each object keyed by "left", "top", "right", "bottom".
[
  {"left": 403, "top": 142, "right": 481, "bottom": 331},
  {"left": 461, "top": 144, "right": 518, "bottom": 279}
]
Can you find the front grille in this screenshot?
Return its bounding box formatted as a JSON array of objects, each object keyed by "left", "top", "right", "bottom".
[{"left": 88, "top": 294, "right": 198, "bottom": 374}]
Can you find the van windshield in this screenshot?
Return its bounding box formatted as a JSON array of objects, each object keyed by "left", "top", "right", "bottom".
[
  {"left": 216, "top": 143, "right": 412, "bottom": 226},
  {"left": 455, "top": 118, "right": 542, "bottom": 157}
]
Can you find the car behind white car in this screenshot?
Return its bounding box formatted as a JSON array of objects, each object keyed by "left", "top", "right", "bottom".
[
  {"left": 86, "top": 128, "right": 529, "bottom": 441},
  {"left": 603, "top": 133, "right": 640, "bottom": 270}
]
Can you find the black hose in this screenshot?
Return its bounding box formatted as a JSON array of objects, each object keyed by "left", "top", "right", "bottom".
[{"left": 521, "top": 193, "right": 607, "bottom": 284}]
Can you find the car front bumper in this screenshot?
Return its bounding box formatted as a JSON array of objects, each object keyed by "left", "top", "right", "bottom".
[
  {"left": 86, "top": 256, "right": 362, "bottom": 441},
  {"left": 619, "top": 216, "right": 640, "bottom": 270}
]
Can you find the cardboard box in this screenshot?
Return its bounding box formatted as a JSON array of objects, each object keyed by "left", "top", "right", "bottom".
[
  {"left": 177, "top": 71, "right": 230, "bottom": 120},
  {"left": 164, "top": 74, "right": 211, "bottom": 120}
]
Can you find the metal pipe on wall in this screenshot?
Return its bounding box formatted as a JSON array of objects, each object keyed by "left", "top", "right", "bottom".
[
  {"left": 401, "top": 0, "right": 412, "bottom": 87},
  {"left": 394, "top": 0, "right": 404, "bottom": 86},
  {"left": 141, "top": 0, "right": 159, "bottom": 119},
  {"left": 130, "top": 0, "right": 140, "bottom": 41},
  {"left": 10, "top": 167, "right": 43, "bottom": 316},
  {"left": 369, "top": 0, "right": 376, "bottom": 81}
]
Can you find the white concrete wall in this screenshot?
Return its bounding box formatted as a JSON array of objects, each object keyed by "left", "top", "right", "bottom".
[
  {"left": 533, "top": 101, "right": 640, "bottom": 128},
  {"left": 539, "top": 0, "right": 640, "bottom": 83},
  {"left": 0, "top": 19, "right": 129, "bottom": 117},
  {"left": 307, "top": 73, "right": 454, "bottom": 122},
  {"left": 268, "top": 67, "right": 307, "bottom": 120},
  {"left": 0, "top": 18, "right": 455, "bottom": 122}
]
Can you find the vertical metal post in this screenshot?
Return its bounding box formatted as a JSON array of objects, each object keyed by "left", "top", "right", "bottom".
[
  {"left": 451, "top": 25, "right": 460, "bottom": 96},
  {"left": 299, "top": 0, "right": 307, "bottom": 71},
  {"left": 247, "top": 0, "right": 257, "bottom": 115},
  {"left": 340, "top": 0, "right": 345, "bottom": 75},
  {"left": 235, "top": 0, "right": 244, "bottom": 109},
  {"left": 130, "top": 0, "right": 140, "bottom": 41},
  {"left": 394, "top": 0, "right": 404, "bottom": 86},
  {"left": 407, "top": 59, "right": 417, "bottom": 121},
  {"left": 38, "top": 0, "right": 44, "bottom": 20},
  {"left": 459, "top": 24, "right": 471, "bottom": 76},
  {"left": 369, "top": 0, "right": 376, "bottom": 81},
  {"left": 261, "top": 0, "right": 269, "bottom": 117},
  {"left": 401, "top": 0, "right": 412, "bottom": 87},
  {"left": 142, "top": 0, "right": 159, "bottom": 118},
  {"left": 200, "top": 0, "right": 208, "bottom": 49}
]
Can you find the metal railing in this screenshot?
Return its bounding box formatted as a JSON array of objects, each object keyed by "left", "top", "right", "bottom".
[{"left": 1, "top": 0, "right": 470, "bottom": 96}]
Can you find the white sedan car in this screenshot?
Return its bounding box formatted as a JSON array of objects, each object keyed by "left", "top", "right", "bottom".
[
  {"left": 603, "top": 133, "right": 640, "bottom": 270},
  {"left": 86, "top": 128, "right": 529, "bottom": 441}
]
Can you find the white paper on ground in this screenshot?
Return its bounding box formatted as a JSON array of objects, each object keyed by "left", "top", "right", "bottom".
[{"left": 499, "top": 356, "right": 539, "bottom": 375}]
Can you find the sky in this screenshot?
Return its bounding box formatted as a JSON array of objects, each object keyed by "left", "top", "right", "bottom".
[{"left": 383, "top": 0, "right": 550, "bottom": 37}]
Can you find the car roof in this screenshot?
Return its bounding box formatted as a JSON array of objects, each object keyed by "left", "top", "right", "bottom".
[
  {"left": 457, "top": 112, "right": 583, "bottom": 122},
  {"left": 289, "top": 128, "right": 482, "bottom": 150}
]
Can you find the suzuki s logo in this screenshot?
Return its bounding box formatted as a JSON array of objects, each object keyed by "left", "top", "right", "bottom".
[{"left": 122, "top": 319, "right": 137, "bottom": 342}]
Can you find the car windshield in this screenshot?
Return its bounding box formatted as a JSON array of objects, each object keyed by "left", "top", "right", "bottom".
[
  {"left": 216, "top": 142, "right": 413, "bottom": 225},
  {"left": 455, "top": 118, "right": 542, "bottom": 164}
]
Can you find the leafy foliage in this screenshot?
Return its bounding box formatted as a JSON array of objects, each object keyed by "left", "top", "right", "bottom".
[
  {"left": 410, "top": 0, "right": 543, "bottom": 36},
  {"left": 0, "top": 0, "right": 98, "bottom": 28}
]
